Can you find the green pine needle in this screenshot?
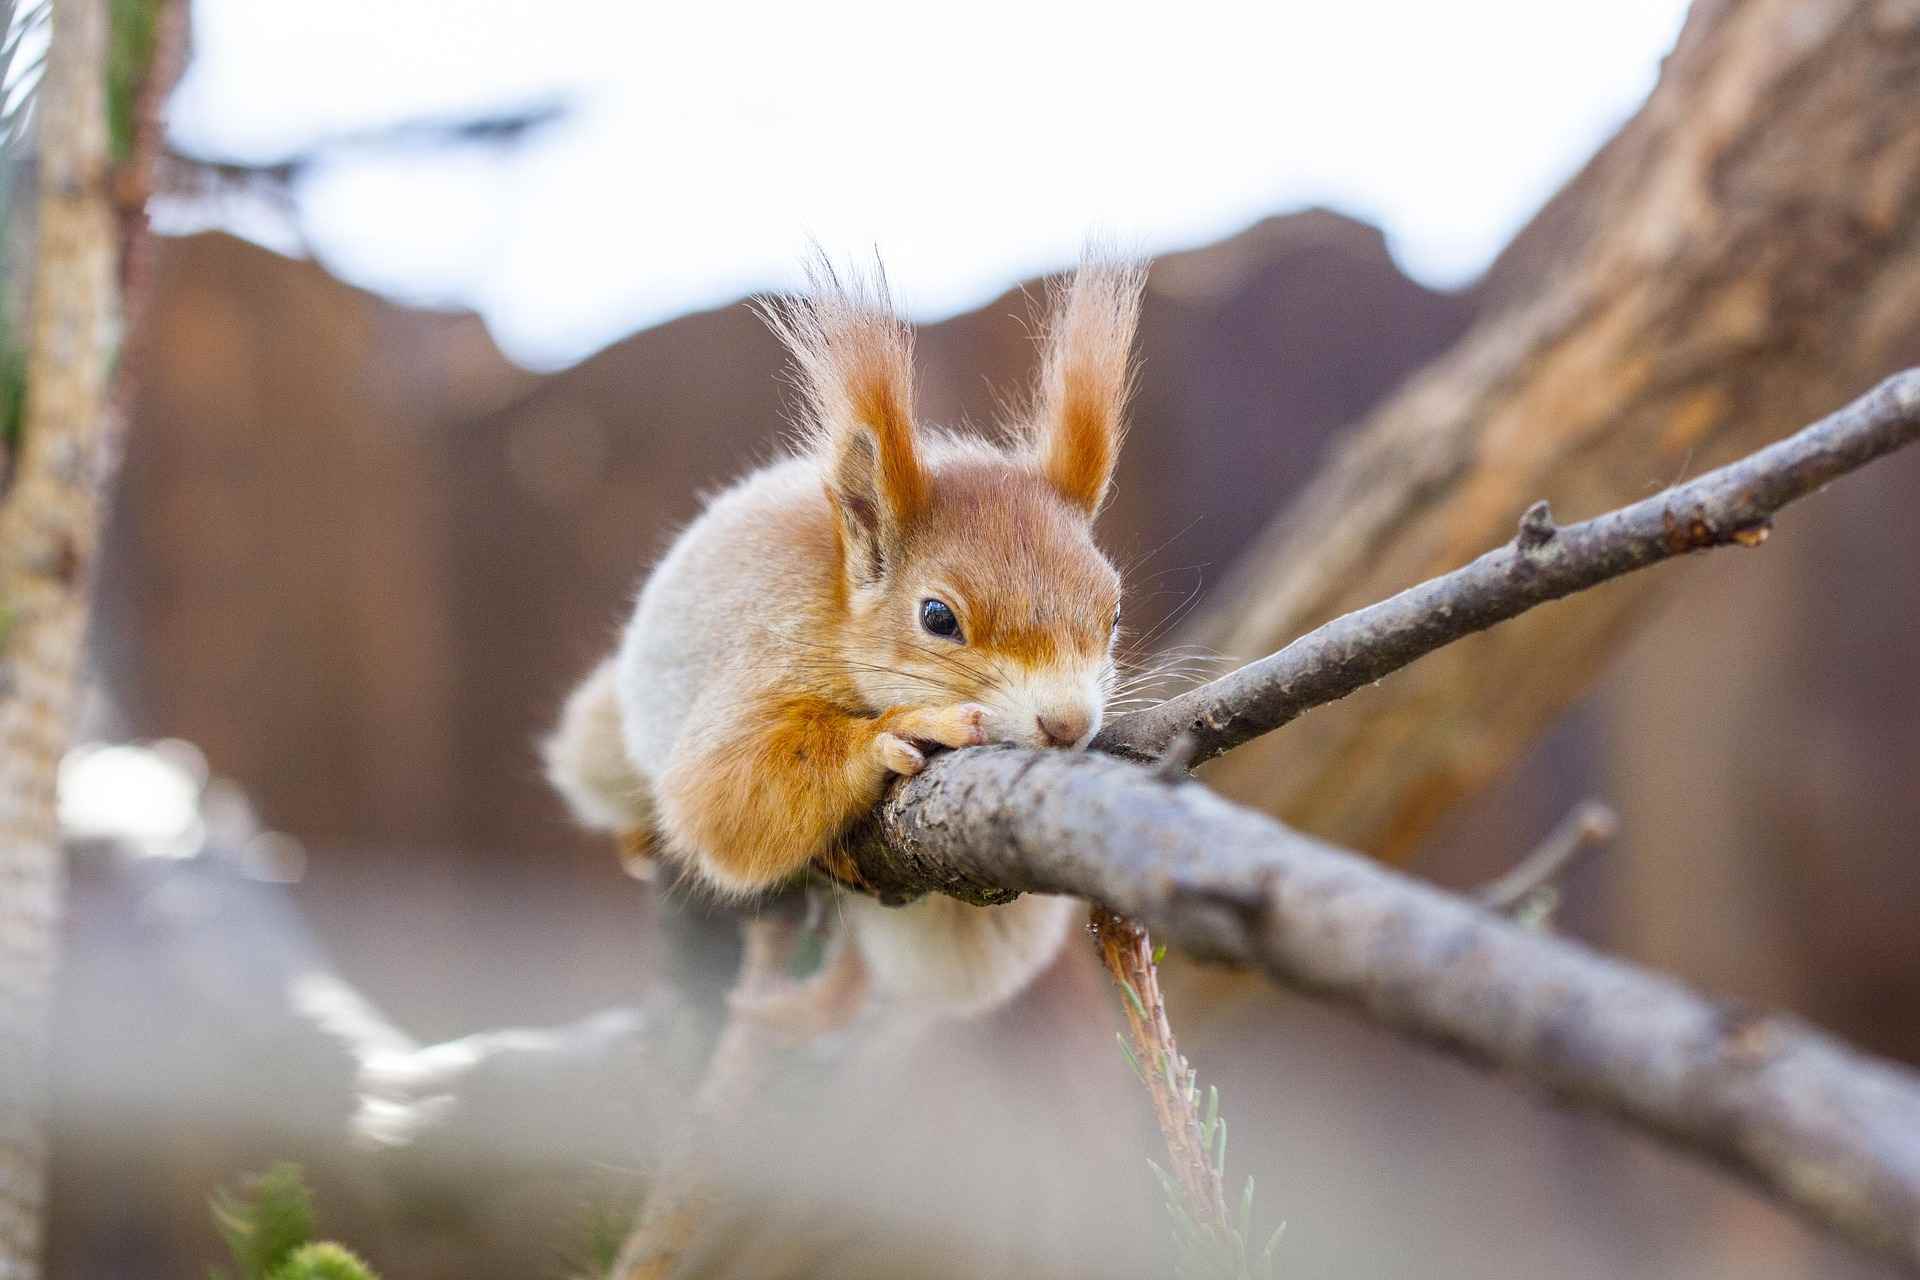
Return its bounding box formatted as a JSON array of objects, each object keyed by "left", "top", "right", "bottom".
[
  {"left": 106, "top": 0, "right": 158, "bottom": 163},
  {"left": 210, "top": 1164, "right": 377, "bottom": 1280},
  {"left": 211, "top": 1164, "right": 315, "bottom": 1280},
  {"left": 266, "top": 1243, "right": 377, "bottom": 1280},
  {"left": 1117, "top": 1032, "right": 1147, "bottom": 1083}
]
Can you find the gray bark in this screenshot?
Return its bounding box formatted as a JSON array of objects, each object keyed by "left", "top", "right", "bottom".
[
  {"left": 847, "top": 743, "right": 1920, "bottom": 1268},
  {"left": 838, "top": 370, "right": 1920, "bottom": 1269}
]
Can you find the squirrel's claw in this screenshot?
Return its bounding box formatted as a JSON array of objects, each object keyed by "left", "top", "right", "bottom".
[{"left": 877, "top": 732, "right": 926, "bottom": 776}]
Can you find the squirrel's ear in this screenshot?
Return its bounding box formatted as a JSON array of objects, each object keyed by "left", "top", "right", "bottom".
[
  {"left": 1031, "top": 256, "right": 1146, "bottom": 517},
  {"left": 761, "top": 256, "right": 928, "bottom": 585}
]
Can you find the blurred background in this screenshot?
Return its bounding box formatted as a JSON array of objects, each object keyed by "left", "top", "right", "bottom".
[{"left": 23, "top": 0, "right": 1920, "bottom": 1275}]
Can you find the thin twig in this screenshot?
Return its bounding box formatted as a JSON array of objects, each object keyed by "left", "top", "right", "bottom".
[
  {"left": 1475, "top": 800, "right": 1618, "bottom": 920},
  {"left": 1089, "top": 907, "right": 1227, "bottom": 1231},
  {"left": 1094, "top": 370, "right": 1920, "bottom": 764}
]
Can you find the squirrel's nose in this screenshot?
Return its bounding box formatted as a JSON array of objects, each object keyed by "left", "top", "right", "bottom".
[{"left": 1036, "top": 708, "right": 1092, "bottom": 748}]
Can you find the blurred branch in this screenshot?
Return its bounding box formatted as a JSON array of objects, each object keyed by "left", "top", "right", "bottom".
[
  {"left": 1095, "top": 370, "right": 1920, "bottom": 765},
  {"left": 288, "top": 970, "right": 649, "bottom": 1152},
  {"left": 612, "top": 909, "right": 813, "bottom": 1280},
  {"left": 834, "top": 372, "right": 1920, "bottom": 1268},
  {"left": 161, "top": 96, "right": 569, "bottom": 193},
  {"left": 0, "top": 0, "right": 116, "bottom": 1273},
  {"left": 151, "top": 97, "right": 570, "bottom": 262}
]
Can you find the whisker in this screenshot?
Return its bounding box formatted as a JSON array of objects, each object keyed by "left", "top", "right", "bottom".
[{"left": 1118, "top": 514, "right": 1208, "bottom": 583}]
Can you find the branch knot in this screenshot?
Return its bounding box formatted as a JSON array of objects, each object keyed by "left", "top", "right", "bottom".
[{"left": 1516, "top": 500, "right": 1558, "bottom": 550}]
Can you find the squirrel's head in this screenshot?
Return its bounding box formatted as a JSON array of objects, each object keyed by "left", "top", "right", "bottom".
[{"left": 765, "top": 255, "right": 1144, "bottom": 750}]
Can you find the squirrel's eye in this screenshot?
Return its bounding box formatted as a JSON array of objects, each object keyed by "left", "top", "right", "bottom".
[{"left": 919, "top": 598, "right": 962, "bottom": 641}]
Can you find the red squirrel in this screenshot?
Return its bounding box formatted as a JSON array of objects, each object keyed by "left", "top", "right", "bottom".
[{"left": 545, "top": 255, "right": 1144, "bottom": 1017}]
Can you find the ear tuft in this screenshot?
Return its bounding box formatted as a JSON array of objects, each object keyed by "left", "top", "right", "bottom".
[
  {"left": 760, "top": 253, "right": 927, "bottom": 585},
  {"left": 1031, "top": 255, "right": 1146, "bottom": 516}
]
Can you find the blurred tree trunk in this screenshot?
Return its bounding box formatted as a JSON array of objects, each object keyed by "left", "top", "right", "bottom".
[
  {"left": 1186, "top": 0, "right": 1920, "bottom": 858},
  {"left": 0, "top": 0, "right": 115, "bottom": 1274}
]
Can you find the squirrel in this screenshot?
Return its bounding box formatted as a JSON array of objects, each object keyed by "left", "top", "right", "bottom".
[{"left": 544, "top": 253, "right": 1145, "bottom": 1018}]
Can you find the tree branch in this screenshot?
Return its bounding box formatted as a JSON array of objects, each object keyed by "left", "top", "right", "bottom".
[
  {"left": 0, "top": 2, "right": 117, "bottom": 1272},
  {"left": 847, "top": 744, "right": 1920, "bottom": 1268},
  {"left": 836, "top": 372, "right": 1920, "bottom": 1268},
  {"left": 613, "top": 909, "right": 814, "bottom": 1280},
  {"left": 288, "top": 969, "right": 649, "bottom": 1152},
  {"left": 1095, "top": 369, "right": 1920, "bottom": 765},
  {"left": 1177, "top": 1, "right": 1920, "bottom": 858}
]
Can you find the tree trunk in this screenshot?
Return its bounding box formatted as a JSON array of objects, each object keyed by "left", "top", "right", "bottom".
[
  {"left": 1184, "top": 0, "right": 1920, "bottom": 858},
  {"left": 0, "top": 0, "right": 116, "bottom": 1273}
]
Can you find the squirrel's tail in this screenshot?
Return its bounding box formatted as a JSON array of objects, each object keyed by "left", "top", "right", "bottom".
[
  {"left": 543, "top": 659, "right": 656, "bottom": 840},
  {"left": 841, "top": 891, "right": 1076, "bottom": 1018}
]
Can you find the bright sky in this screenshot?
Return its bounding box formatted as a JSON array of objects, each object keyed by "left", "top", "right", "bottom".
[{"left": 167, "top": 1, "right": 1689, "bottom": 370}]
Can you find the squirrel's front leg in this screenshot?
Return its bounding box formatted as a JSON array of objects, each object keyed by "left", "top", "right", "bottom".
[{"left": 655, "top": 697, "right": 987, "bottom": 895}]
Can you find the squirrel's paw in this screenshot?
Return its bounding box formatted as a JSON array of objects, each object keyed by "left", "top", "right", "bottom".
[
  {"left": 876, "top": 732, "right": 926, "bottom": 776},
  {"left": 895, "top": 702, "right": 990, "bottom": 751}
]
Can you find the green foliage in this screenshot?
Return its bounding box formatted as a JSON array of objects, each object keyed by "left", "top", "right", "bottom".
[
  {"left": 211, "top": 1164, "right": 316, "bottom": 1280},
  {"left": 267, "top": 1243, "right": 378, "bottom": 1280},
  {"left": 106, "top": 0, "right": 157, "bottom": 162},
  {"left": 1147, "top": 1131, "right": 1286, "bottom": 1280},
  {"left": 0, "top": 328, "right": 23, "bottom": 466},
  {"left": 209, "top": 1164, "right": 378, "bottom": 1280}
]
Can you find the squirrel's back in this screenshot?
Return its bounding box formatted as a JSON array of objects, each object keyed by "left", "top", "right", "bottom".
[{"left": 615, "top": 455, "right": 843, "bottom": 780}]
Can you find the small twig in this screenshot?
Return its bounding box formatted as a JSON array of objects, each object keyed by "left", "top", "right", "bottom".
[
  {"left": 1089, "top": 906, "right": 1227, "bottom": 1231},
  {"left": 1475, "top": 800, "right": 1618, "bottom": 920},
  {"left": 1094, "top": 370, "right": 1920, "bottom": 764},
  {"left": 1152, "top": 730, "right": 1202, "bottom": 783}
]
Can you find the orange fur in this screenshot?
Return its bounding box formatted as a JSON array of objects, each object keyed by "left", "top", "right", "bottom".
[
  {"left": 1032, "top": 257, "right": 1147, "bottom": 515},
  {"left": 655, "top": 696, "right": 983, "bottom": 892},
  {"left": 760, "top": 255, "right": 928, "bottom": 586}
]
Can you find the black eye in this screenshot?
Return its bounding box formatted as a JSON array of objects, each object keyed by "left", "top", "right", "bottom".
[{"left": 920, "top": 598, "right": 962, "bottom": 640}]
